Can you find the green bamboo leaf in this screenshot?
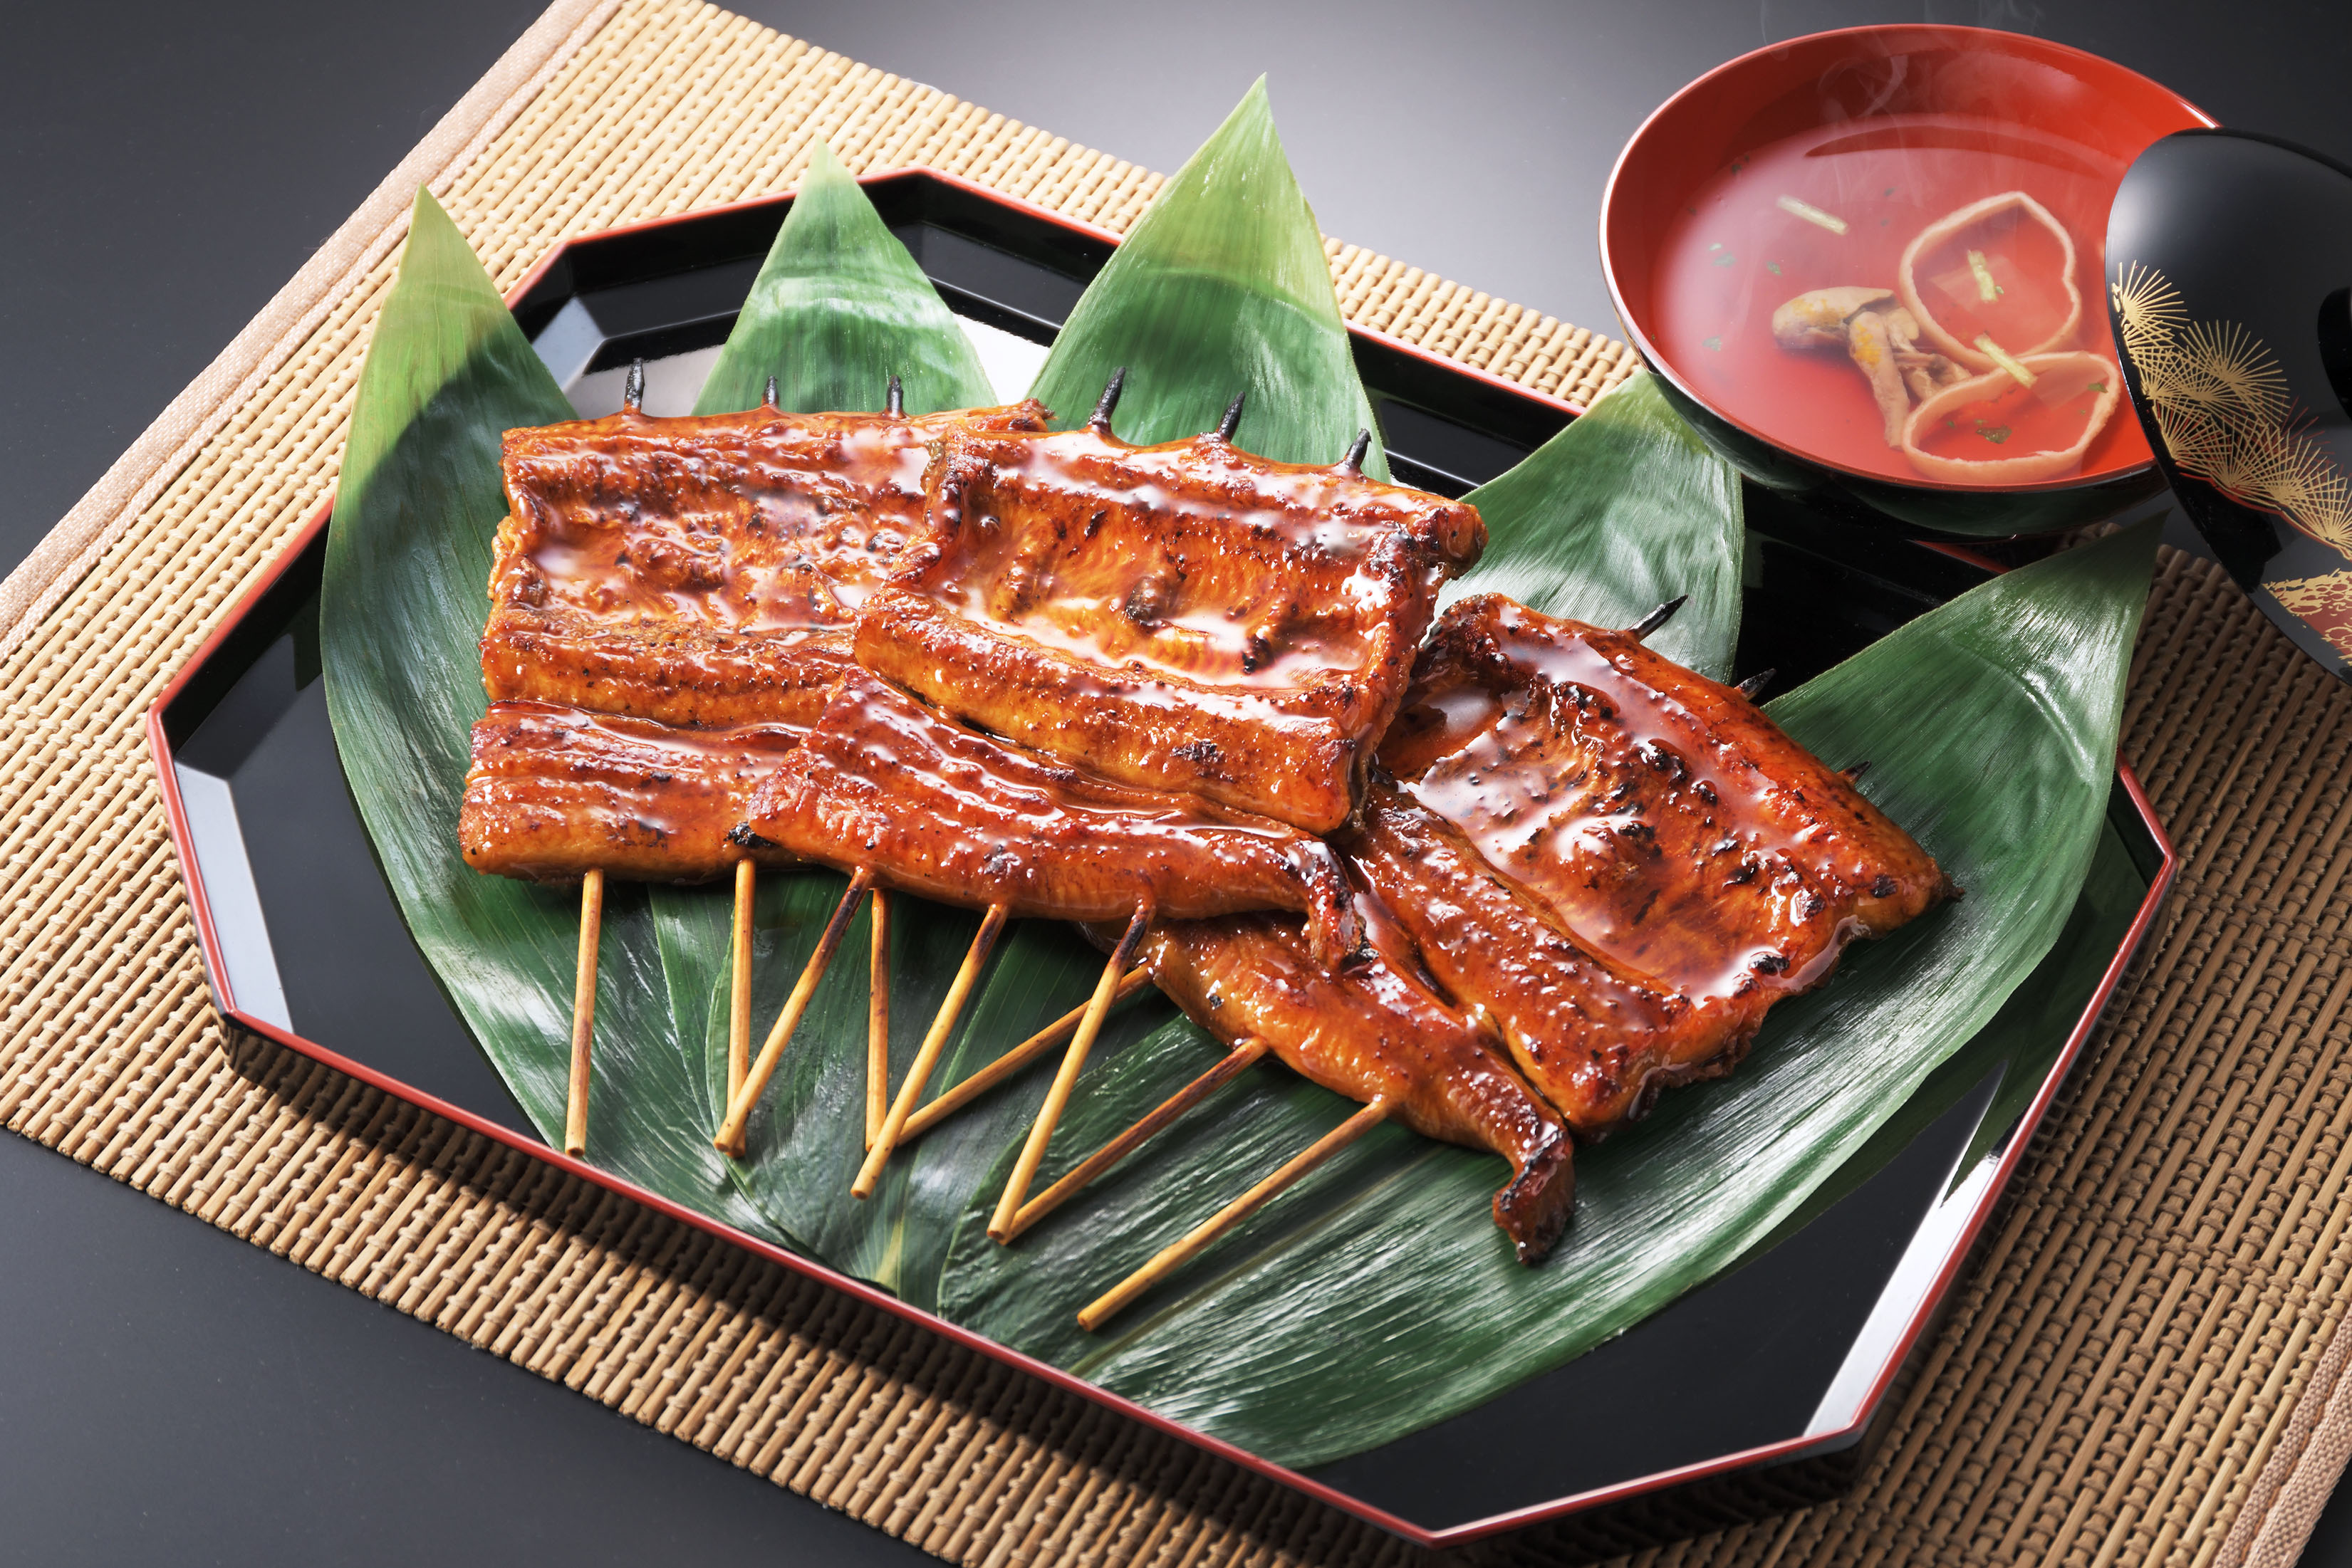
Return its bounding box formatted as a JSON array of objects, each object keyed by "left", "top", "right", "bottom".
[
  {"left": 1026, "top": 79, "right": 1386, "bottom": 476},
  {"left": 934, "top": 522, "right": 2160, "bottom": 1468},
  {"left": 1454, "top": 372, "right": 1744, "bottom": 681},
  {"left": 692, "top": 143, "right": 994, "bottom": 417},
  {"left": 320, "top": 189, "right": 779, "bottom": 1241},
  {"left": 1745, "top": 805, "right": 2146, "bottom": 1258}
]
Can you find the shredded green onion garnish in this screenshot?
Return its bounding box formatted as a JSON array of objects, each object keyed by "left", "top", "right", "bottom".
[
  {"left": 1974, "top": 333, "right": 2036, "bottom": 389},
  {"left": 1776, "top": 195, "right": 1848, "bottom": 234},
  {"left": 1967, "top": 249, "right": 2001, "bottom": 302}
]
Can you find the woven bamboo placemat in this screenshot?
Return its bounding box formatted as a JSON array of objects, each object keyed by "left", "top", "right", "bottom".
[{"left": 5, "top": 1, "right": 2349, "bottom": 1562}]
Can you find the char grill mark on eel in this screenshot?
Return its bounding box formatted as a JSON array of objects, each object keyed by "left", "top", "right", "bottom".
[
  {"left": 1142, "top": 596, "right": 1955, "bottom": 1264},
  {"left": 1381, "top": 594, "right": 1956, "bottom": 1016},
  {"left": 459, "top": 701, "right": 807, "bottom": 884},
  {"left": 457, "top": 401, "right": 1049, "bottom": 882},
  {"left": 479, "top": 401, "right": 1051, "bottom": 732},
  {"left": 853, "top": 420, "right": 1487, "bottom": 835}
]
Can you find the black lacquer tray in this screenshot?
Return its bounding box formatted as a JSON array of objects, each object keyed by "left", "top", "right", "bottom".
[{"left": 148, "top": 170, "right": 2175, "bottom": 1559}]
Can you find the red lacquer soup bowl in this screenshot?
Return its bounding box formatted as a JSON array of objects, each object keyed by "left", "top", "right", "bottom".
[{"left": 1603, "top": 25, "right": 2212, "bottom": 537}]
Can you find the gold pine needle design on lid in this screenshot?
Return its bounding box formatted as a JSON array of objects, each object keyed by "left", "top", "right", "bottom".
[
  {"left": 2113, "top": 262, "right": 2352, "bottom": 555},
  {"left": 2268, "top": 570, "right": 2352, "bottom": 659}
]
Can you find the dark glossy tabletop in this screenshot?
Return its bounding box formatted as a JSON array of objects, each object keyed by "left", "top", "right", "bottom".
[{"left": 6, "top": 1, "right": 2348, "bottom": 1562}]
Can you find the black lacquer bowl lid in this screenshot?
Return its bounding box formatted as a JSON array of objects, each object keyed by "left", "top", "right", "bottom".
[{"left": 2108, "top": 129, "right": 2352, "bottom": 679}]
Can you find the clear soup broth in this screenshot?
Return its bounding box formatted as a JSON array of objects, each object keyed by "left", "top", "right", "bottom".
[{"left": 1650, "top": 114, "right": 2150, "bottom": 487}]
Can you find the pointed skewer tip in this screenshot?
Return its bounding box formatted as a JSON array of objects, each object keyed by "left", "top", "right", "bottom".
[
  {"left": 886, "top": 373, "right": 903, "bottom": 417},
  {"left": 1088, "top": 367, "right": 1128, "bottom": 432},
  {"left": 1844, "top": 761, "right": 1873, "bottom": 782},
  {"left": 623, "top": 359, "right": 645, "bottom": 413},
  {"left": 1338, "top": 429, "right": 1372, "bottom": 473},
  {"left": 763, "top": 374, "right": 778, "bottom": 408},
  {"left": 1628, "top": 595, "right": 1688, "bottom": 642},
  {"left": 1213, "top": 390, "right": 1247, "bottom": 442},
  {"left": 1736, "top": 668, "right": 1776, "bottom": 701}
]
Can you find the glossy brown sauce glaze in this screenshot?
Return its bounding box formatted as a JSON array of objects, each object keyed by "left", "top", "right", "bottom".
[
  {"left": 459, "top": 701, "right": 805, "bottom": 883},
  {"left": 736, "top": 672, "right": 1359, "bottom": 962},
  {"left": 1382, "top": 595, "right": 1957, "bottom": 1005},
  {"left": 853, "top": 423, "right": 1484, "bottom": 833},
  {"left": 1345, "top": 787, "right": 1748, "bottom": 1134},
  {"left": 483, "top": 400, "right": 1047, "bottom": 727},
  {"left": 1138, "top": 598, "right": 1956, "bottom": 1246},
  {"left": 1139, "top": 886, "right": 1574, "bottom": 1263}
]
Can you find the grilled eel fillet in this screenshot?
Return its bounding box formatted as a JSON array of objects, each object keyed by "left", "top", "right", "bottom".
[
  {"left": 1139, "top": 881, "right": 1574, "bottom": 1265},
  {"left": 1381, "top": 595, "right": 1956, "bottom": 1021},
  {"left": 462, "top": 400, "right": 1047, "bottom": 883},
  {"left": 459, "top": 702, "right": 806, "bottom": 884},
  {"left": 1140, "top": 596, "right": 1956, "bottom": 1261},
  {"left": 736, "top": 671, "right": 1359, "bottom": 964},
  {"left": 853, "top": 422, "right": 1485, "bottom": 834},
  {"left": 482, "top": 399, "right": 1048, "bottom": 729}
]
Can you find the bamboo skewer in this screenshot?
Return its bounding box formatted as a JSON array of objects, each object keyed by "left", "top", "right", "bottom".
[
  {"left": 989, "top": 909, "right": 1152, "bottom": 1243},
  {"left": 1088, "top": 367, "right": 1128, "bottom": 433},
  {"left": 865, "top": 889, "right": 892, "bottom": 1149},
  {"left": 853, "top": 902, "right": 1011, "bottom": 1198},
  {"left": 1214, "top": 389, "right": 1247, "bottom": 442},
  {"left": 727, "top": 859, "right": 756, "bottom": 1106},
  {"left": 1077, "top": 1099, "right": 1391, "bottom": 1332},
  {"left": 1005, "top": 1038, "right": 1269, "bottom": 1242},
  {"left": 564, "top": 868, "right": 605, "bottom": 1156},
  {"left": 714, "top": 868, "right": 873, "bottom": 1156},
  {"left": 895, "top": 967, "right": 1152, "bottom": 1144},
  {"left": 1628, "top": 595, "right": 1687, "bottom": 641}
]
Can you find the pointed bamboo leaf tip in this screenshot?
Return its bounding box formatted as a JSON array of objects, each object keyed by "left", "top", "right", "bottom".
[
  {"left": 396, "top": 186, "right": 488, "bottom": 292},
  {"left": 801, "top": 139, "right": 850, "bottom": 189}
]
